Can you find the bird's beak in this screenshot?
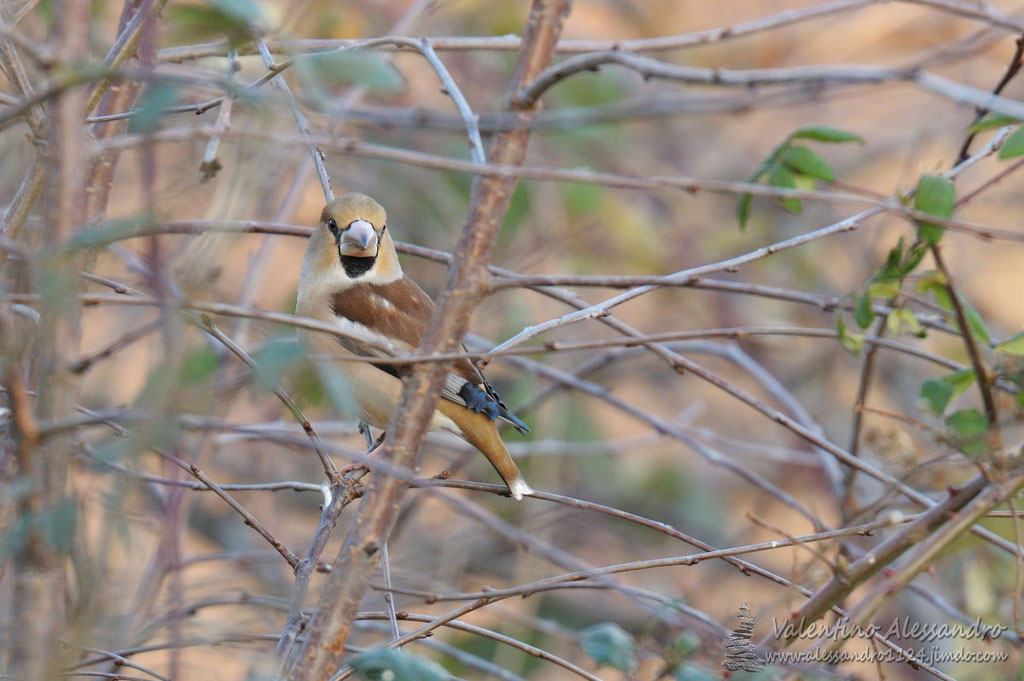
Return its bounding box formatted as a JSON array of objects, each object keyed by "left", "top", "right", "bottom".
[{"left": 340, "top": 219, "right": 377, "bottom": 256}]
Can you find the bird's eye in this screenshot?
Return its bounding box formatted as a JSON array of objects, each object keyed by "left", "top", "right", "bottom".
[
  {"left": 327, "top": 218, "right": 338, "bottom": 234},
  {"left": 381, "top": 223, "right": 387, "bottom": 232}
]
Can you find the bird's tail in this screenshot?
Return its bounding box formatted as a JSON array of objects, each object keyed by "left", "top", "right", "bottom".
[{"left": 437, "top": 401, "right": 533, "bottom": 500}]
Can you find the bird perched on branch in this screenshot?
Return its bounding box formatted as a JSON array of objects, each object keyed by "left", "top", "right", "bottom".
[{"left": 296, "top": 193, "right": 533, "bottom": 500}]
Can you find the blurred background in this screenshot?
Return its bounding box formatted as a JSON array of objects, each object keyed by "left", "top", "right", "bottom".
[{"left": 2, "top": 0, "right": 1024, "bottom": 679}]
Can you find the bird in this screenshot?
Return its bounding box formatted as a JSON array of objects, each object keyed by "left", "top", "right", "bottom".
[{"left": 296, "top": 192, "right": 534, "bottom": 500}]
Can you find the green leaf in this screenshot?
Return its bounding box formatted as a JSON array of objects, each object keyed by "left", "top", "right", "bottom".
[
  {"left": 900, "top": 243, "right": 928, "bottom": 279},
  {"left": 921, "top": 379, "right": 954, "bottom": 414},
  {"left": 943, "top": 368, "right": 977, "bottom": 404},
  {"left": 790, "top": 126, "right": 865, "bottom": 144},
  {"left": 945, "top": 409, "right": 988, "bottom": 438},
  {"left": 998, "top": 126, "right": 1024, "bottom": 159},
  {"left": 914, "top": 270, "right": 947, "bottom": 295},
  {"left": 933, "top": 286, "right": 954, "bottom": 312},
  {"left": 885, "top": 309, "right": 901, "bottom": 335},
  {"left": 854, "top": 293, "right": 873, "bottom": 329},
  {"left": 290, "top": 363, "right": 326, "bottom": 407},
  {"left": 350, "top": 647, "right": 447, "bottom": 681},
  {"left": 211, "top": 0, "right": 265, "bottom": 25},
  {"left": 836, "top": 315, "right": 864, "bottom": 356},
  {"left": 916, "top": 271, "right": 954, "bottom": 311},
  {"left": 885, "top": 308, "right": 922, "bottom": 337},
  {"left": 996, "top": 330, "right": 1024, "bottom": 356},
  {"left": 866, "top": 281, "right": 899, "bottom": 300},
  {"left": 296, "top": 50, "right": 405, "bottom": 95},
  {"left": 167, "top": 5, "right": 238, "bottom": 42},
  {"left": 781, "top": 145, "right": 835, "bottom": 182},
  {"left": 792, "top": 173, "right": 816, "bottom": 191},
  {"left": 913, "top": 174, "right": 955, "bottom": 245},
  {"left": 253, "top": 337, "right": 304, "bottom": 391},
  {"left": 128, "top": 83, "right": 178, "bottom": 134},
  {"left": 963, "top": 302, "right": 991, "bottom": 345},
  {"left": 580, "top": 622, "right": 637, "bottom": 672},
  {"left": 969, "top": 113, "right": 1020, "bottom": 133},
  {"left": 737, "top": 193, "right": 753, "bottom": 230},
  {"left": 876, "top": 239, "right": 906, "bottom": 282},
  {"left": 883, "top": 239, "right": 904, "bottom": 271},
  {"left": 768, "top": 164, "right": 801, "bottom": 213},
  {"left": 905, "top": 310, "right": 925, "bottom": 337},
  {"left": 876, "top": 239, "right": 927, "bottom": 282},
  {"left": 181, "top": 346, "right": 219, "bottom": 384},
  {"left": 166, "top": 1, "right": 263, "bottom": 47}
]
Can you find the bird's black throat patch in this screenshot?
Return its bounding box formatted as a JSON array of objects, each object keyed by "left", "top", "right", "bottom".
[{"left": 340, "top": 255, "right": 376, "bottom": 278}]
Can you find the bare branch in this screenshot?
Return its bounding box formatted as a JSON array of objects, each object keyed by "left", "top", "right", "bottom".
[
  {"left": 198, "top": 48, "right": 238, "bottom": 182},
  {"left": 195, "top": 314, "right": 339, "bottom": 482}
]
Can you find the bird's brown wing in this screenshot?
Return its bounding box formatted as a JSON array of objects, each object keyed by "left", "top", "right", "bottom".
[
  {"left": 330, "top": 275, "right": 493, "bottom": 406},
  {"left": 330, "top": 276, "right": 528, "bottom": 432}
]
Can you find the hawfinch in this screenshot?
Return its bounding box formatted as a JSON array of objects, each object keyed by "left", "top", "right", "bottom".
[{"left": 296, "top": 193, "right": 533, "bottom": 500}]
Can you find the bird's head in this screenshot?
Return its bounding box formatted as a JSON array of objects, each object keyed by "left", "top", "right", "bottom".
[{"left": 305, "top": 193, "right": 401, "bottom": 283}]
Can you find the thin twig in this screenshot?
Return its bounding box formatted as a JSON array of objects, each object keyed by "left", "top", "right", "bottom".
[
  {"left": 69, "top": 318, "right": 160, "bottom": 374},
  {"left": 58, "top": 641, "right": 170, "bottom": 681},
  {"left": 0, "top": 10, "right": 47, "bottom": 134},
  {"left": 379, "top": 542, "right": 401, "bottom": 644},
  {"left": 353, "top": 37, "right": 485, "bottom": 164},
  {"left": 0, "top": 150, "right": 46, "bottom": 273},
  {"left": 931, "top": 245, "right": 998, "bottom": 426},
  {"left": 843, "top": 318, "right": 888, "bottom": 516},
  {"left": 956, "top": 34, "right": 1024, "bottom": 163},
  {"left": 195, "top": 314, "right": 339, "bottom": 482},
  {"left": 198, "top": 48, "right": 237, "bottom": 182},
  {"left": 254, "top": 37, "right": 333, "bottom": 202},
  {"left": 152, "top": 446, "right": 299, "bottom": 567},
  {"left": 275, "top": 483, "right": 359, "bottom": 669}
]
